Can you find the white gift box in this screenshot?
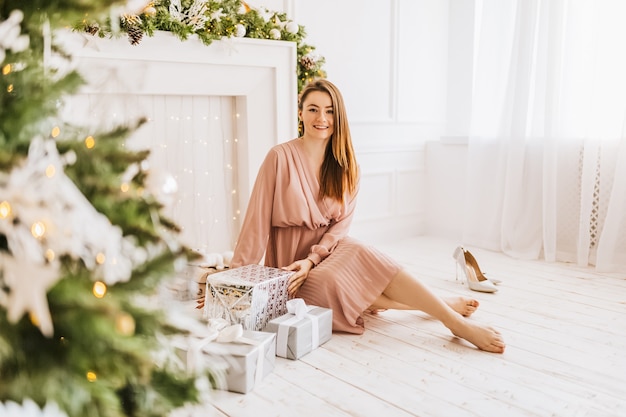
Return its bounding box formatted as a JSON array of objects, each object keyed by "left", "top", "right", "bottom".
[
  {"left": 264, "top": 298, "right": 333, "bottom": 360},
  {"left": 204, "top": 264, "right": 292, "bottom": 331},
  {"left": 173, "top": 322, "right": 276, "bottom": 394}
]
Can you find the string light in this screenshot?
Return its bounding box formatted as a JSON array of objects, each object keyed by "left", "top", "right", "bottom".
[
  {"left": 31, "top": 221, "right": 46, "bottom": 238},
  {"left": 29, "top": 312, "right": 40, "bottom": 327},
  {"left": 2, "top": 64, "right": 10, "bottom": 75},
  {"left": 0, "top": 201, "right": 11, "bottom": 219},
  {"left": 85, "top": 135, "right": 95, "bottom": 149},
  {"left": 95, "top": 252, "right": 106, "bottom": 264},
  {"left": 51, "top": 126, "right": 61, "bottom": 138},
  {"left": 115, "top": 312, "right": 136, "bottom": 336},
  {"left": 45, "top": 164, "right": 56, "bottom": 178},
  {"left": 120, "top": 183, "right": 130, "bottom": 193},
  {"left": 45, "top": 249, "right": 55, "bottom": 262},
  {"left": 86, "top": 371, "right": 97, "bottom": 382},
  {"left": 7, "top": 84, "right": 13, "bottom": 93},
  {"left": 92, "top": 281, "right": 107, "bottom": 298}
]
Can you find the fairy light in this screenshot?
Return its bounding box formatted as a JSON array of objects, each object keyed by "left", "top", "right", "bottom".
[
  {"left": 115, "top": 312, "right": 136, "bottom": 336},
  {"left": 92, "top": 281, "right": 107, "bottom": 298},
  {"left": 51, "top": 126, "right": 61, "bottom": 138},
  {"left": 85, "top": 135, "right": 95, "bottom": 149},
  {"left": 95, "top": 252, "right": 106, "bottom": 264},
  {"left": 2, "top": 64, "right": 10, "bottom": 75},
  {"left": 45, "top": 249, "right": 55, "bottom": 262},
  {"left": 7, "top": 84, "right": 13, "bottom": 93},
  {"left": 31, "top": 221, "right": 46, "bottom": 238},
  {"left": 45, "top": 164, "right": 56, "bottom": 178},
  {"left": 29, "top": 312, "right": 40, "bottom": 327},
  {"left": 86, "top": 371, "right": 97, "bottom": 382},
  {"left": 0, "top": 201, "right": 11, "bottom": 219},
  {"left": 120, "top": 183, "right": 130, "bottom": 193}
]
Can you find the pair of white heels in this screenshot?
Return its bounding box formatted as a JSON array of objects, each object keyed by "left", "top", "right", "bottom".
[{"left": 452, "top": 246, "right": 501, "bottom": 293}]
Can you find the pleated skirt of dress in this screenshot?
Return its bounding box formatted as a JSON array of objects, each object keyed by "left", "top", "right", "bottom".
[{"left": 296, "top": 237, "right": 402, "bottom": 334}]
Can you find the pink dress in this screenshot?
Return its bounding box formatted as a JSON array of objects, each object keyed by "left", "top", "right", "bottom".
[{"left": 231, "top": 139, "right": 401, "bottom": 334}]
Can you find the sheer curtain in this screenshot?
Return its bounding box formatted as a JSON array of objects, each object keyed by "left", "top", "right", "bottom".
[{"left": 464, "top": 0, "right": 626, "bottom": 272}]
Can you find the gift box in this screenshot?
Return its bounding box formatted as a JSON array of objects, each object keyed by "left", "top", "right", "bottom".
[
  {"left": 204, "top": 264, "right": 293, "bottom": 331},
  {"left": 173, "top": 322, "right": 276, "bottom": 394},
  {"left": 264, "top": 298, "right": 333, "bottom": 360}
]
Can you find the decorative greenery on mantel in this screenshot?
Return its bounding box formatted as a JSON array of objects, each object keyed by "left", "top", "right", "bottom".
[{"left": 74, "top": 0, "right": 327, "bottom": 92}]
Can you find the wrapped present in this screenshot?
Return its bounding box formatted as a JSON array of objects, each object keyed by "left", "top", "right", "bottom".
[
  {"left": 205, "top": 264, "right": 293, "bottom": 331},
  {"left": 173, "top": 320, "right": 276, "bottom": 394},
  {"left": 264, "top": 298, "right": 332, "bottom": 360}
]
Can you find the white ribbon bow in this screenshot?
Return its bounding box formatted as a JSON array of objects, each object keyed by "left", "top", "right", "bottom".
[
  {"left": 189, "top": 319, "right": 266, "bottom": 388},
  {"left": 276, "top": 298, "right": 320, "bottom": 358}
]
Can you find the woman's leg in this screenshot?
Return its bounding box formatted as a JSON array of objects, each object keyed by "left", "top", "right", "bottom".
[
  {"left": 377, "top": 270, "right": 505, "bottom": 353},
  {"left": 369, "top": 294, "right": 479, "bottom": 317}
]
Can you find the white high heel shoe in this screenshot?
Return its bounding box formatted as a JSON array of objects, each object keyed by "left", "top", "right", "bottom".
[{"left": 452, "top": 246, "right": 498, "bottom": 293}]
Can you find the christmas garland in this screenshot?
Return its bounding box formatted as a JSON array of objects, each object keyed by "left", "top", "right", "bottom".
[{"left": 74, "top": 0, "right": 326, "bottom": 92}]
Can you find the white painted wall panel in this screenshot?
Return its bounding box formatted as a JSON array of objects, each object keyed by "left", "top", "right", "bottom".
[
  {"left": 294, "top": 0, "right": 394, "bottom": 123},
  {"left": 396, "top": 0, "right": 449, "bottom": 124}
]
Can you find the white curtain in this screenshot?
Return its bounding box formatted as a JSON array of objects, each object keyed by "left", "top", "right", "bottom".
[
  {"left": 464, "top": 0, "right": 626, "bottom": 272},
  {"left": 61, "top": 93, "right": 241, "bottom": 255}
]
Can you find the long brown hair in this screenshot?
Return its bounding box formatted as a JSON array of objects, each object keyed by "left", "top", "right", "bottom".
[{"left": 298, "top": 79, "right": 358, "bottom": 202}]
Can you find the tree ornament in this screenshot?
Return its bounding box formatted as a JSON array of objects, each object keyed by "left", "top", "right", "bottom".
[
  {"left": 0, "top": 9, "right": 30, "bottom": 64},
  {"left": 234, "top": 24, "right": 246, "bottom": 38},
  {"left": 143, "top": 6, "right": 157, "bottom": 17},
  {"left": 269, "top": 28, "right": 281, "bottom": 40},
  {"left": 0, "top": 399, "right": 68, "bottom": 417},
  {"left": 300, "top": 54, "right": 316, "bottom": 71},
  {"left": 239, "top": 1, "right": 251, "bottom": 14},
  {"left": 85, "top": 23, "right": 99, "bottom": 35},
  {"left": 126, "top": 23, "right": 143, "bottom": 45},
  {"left": 285, "top": 21, "right": 299, "bottom": 34}
]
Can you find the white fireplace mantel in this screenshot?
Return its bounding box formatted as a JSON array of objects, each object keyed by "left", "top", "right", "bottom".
[{"left": 61, "top": 30, "right": 298, "bottom": 204}]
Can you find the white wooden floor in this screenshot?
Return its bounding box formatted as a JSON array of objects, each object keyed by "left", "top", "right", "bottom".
[{"left": 202, "top": 236, "right": 626, "bottom": 417}]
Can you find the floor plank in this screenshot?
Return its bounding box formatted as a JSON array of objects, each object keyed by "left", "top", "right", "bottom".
[{"left": 204, "top": 236, "right": 626, "bottom": 417}]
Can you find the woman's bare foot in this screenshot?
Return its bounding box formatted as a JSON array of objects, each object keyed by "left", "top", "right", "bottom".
[
  {"left": 449, "top": 320, "right": 505, "bottom": 353},
  {"left": 444, "top": 296, "right": 479, "bottom": 317}
]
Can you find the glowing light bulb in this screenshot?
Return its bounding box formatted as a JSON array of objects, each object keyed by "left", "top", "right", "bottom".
[
  {"left": 85, "top": 136, "right": 95, "bottom": 149},
  {"left": 51, "top": 126, "right": 61, "bottom": 138},
  {"left": 29, "top": 312, "right": 40, "bottom": 326},
  {"left": 115, "top": 312, "right": 136, "bottom": 336},
  {"left": 86, "top": 371, "right": 97, "bottom": 382},
  {"left": 0, "top": 201, "right": 11, "bottom": 219},
  {"left": 96, "top": 253, "right": 106, "bottom": 264},
  {"left": 31, "top": 222, "right": 46, "bottom": 238},
  {"left": 45, "top": 249, "right": 55, "bottom": 261},
  {"left": 2, "top": 64, "right": 11, "bottom": 75},
  {"left": 120, "top": 183, "right": 130, "bottom": 193},
  {"left": 93, "top": 281, "right": 107, "bottom": 298},
  {"left": 45, "top": 164, "right": 56, "bottom": 178}
]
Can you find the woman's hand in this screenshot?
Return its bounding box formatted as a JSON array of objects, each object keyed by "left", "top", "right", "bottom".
[
  {"left": 283, "top": 258, "right": 314, "bottom": 296},
  {"left": 196, "top": 295, "right": 205, "bottom": 309}
]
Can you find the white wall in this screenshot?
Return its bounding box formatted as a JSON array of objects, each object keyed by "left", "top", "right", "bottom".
[{"left": 291, "top": 0, "right": 452, "bottom": 243}]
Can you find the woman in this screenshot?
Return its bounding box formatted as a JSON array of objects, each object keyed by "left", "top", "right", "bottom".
[{"left": 230, "top": 79, "right": 505, "bottom": 353}]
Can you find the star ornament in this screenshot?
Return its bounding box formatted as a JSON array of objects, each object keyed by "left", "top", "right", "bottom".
[{"left": 0, "top": 252, "right": 61, "bottom": 337}]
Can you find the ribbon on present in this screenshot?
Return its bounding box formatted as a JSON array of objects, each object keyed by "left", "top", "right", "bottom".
[
  {"left": 193, "top": 319, "right": 266, "bottom": 388},
  {"left": 276, "top": 298, "right": 320, "bottom": 358}
]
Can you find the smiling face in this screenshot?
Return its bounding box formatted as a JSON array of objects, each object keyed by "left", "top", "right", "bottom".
[{"left": 299, "top": 90, "right": 335, "bottom": 142}]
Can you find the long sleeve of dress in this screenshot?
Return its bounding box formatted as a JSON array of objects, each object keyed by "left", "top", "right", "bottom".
[{"left": 230, "top": 149, "right": 278, "bottom": 268}]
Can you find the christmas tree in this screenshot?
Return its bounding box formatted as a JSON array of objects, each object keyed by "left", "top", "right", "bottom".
[{"left": 0, "top": 1, "right": 211, "bottom": 416}]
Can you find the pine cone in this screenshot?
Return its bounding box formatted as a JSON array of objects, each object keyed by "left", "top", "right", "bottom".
[
  {"left": 127, "top": 24, "right": 143, "bottom": 45},
  {"left": 300, "top": 55, "right": 315, "bottom": 71},
  {"left": 85, "top": 24, "right": 99, "bottom": 35}
]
